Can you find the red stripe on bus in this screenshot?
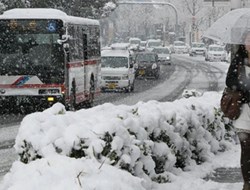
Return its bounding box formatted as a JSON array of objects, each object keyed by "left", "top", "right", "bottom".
[
  {"left": 0, "top": 84, "right": 64, "bottom": 88},
  {"left": 84, "top": 60, "right": 98, "bottom": 65},
  {"left": 67, "top": 59, "right": 99, "bottom": 68},
  {"left": 67, "top": 61, "right": 84, "bottom": 68},
  {"left": 12, "top": 76, "right": 25, "bottom": 86}
]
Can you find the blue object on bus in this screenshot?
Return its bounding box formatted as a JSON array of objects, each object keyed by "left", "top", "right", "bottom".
[{"left": 47, "top": 21, "right": 57, "bottom": 32}]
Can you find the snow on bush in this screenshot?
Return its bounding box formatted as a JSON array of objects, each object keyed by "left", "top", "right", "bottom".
[
  {"left": 1, "top": 156, "right": 146, "bottom": 190},
  {"left": 12, "top": 91, "right": 235, "bottom": 186}
]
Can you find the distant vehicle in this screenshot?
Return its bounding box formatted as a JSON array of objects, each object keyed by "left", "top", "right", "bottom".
[
  {"left": 139, "top": 40, "right": 147, "bottom": 51},
  {"left": 129, "top": 37, "right": 141, "bottom": 51},
  {"left": 134, "top": 52, "right": 160, "bottom": 79},
  {"left": 146, "top": 39, "right": 162, "bottom": 51},
  {"left": 0, "top": 8, "right": 101, "bottom": 111},
  {"left": 205, "top": 44, "right": 227, "bottom": 62},
  {"left": 152, "top": 47, "right": 171, "bottom": 65},
  {"left": 189, "top": 42, "right": 206, "bottom": 56},
  {"left": 172, "top": 41, "right": 189, "bottom": 54},
  {"left": 101, "top": 44, "right": 135, "bottom": 92}
]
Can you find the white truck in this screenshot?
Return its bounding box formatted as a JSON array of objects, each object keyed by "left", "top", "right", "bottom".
[{"left": 101, "top": 43, "right": 135, "bottom": 92}]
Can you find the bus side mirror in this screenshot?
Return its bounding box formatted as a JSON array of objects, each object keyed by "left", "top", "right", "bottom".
[{"left": 57, "top": 34, "right": 70, "bottom": 45}]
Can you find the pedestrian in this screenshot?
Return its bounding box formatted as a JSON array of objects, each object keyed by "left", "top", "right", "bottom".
[{"left": 226, "top": 31, "right": 250, "bottom": 190}]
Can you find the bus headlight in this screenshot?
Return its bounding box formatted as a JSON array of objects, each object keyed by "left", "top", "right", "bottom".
[
  {"left": 47, "top": 97, "right": 55, "bottom": 102},
  {"left": 152, "top": 63, "right": 157, "bottom": 69}
]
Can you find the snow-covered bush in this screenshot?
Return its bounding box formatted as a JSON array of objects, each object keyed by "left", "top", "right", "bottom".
[{"left": 14, "top": 92, "right": 236, "bottom": 184}]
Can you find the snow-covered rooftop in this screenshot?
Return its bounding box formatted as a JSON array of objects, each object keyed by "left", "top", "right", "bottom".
[{"left": 0, "top": 8, "right": 99, "bottom": 26}]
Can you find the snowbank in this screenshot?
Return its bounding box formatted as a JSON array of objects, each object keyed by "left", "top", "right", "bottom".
[{"left": 1, "top": 91, "right": 237, "bottom": 189}]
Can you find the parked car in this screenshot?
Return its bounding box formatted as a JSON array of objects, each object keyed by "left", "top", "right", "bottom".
[
  {"left": 189, "top": 42, "right": 206, "bottom": 56},
  {"left": 145, "top": 39, "right": 162, "bottom": 52},
  {"left": 172, "top": 41, "right": 189, "bottom": 54},
  {"left": 101, "top": 43, "right": 135, "bottom": 92},
  {"left": 152, "top": 46, "right": 171, "bottom": 65},
  {"left": 134, "top": 52, "right": 160, "bottom": 79},
  {"left": 205, "top": 44, "right": 227, "bottom": 62}
]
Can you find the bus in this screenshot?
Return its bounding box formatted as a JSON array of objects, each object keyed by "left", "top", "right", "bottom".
[{"left": 0, "top": 8, "right": 101, "bottom": 112}]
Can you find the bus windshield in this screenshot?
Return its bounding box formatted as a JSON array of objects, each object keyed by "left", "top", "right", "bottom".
[{"left": 0, "top": 19, "right": 64, "bottom": 84}]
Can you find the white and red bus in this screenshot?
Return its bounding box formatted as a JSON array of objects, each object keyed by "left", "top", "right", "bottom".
[{"left": 0, "top": 8, "right": 101, "bottom": 112}]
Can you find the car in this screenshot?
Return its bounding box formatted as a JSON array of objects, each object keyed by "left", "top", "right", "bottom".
[
  {"left": 189, "top": 42, "right": 206, "bottom": 56},
  {"left": 152, "top": 46, "right": 171, "bottom": 65},
  {"left": 205, "top": 44, "right": 227, "bottom": 62},
  {"left": 134, "top": 52, "right": 160, "bottom": 79},
  {"left": 139, "top": 40, "right": 147, "bottom": 51},
  {"left": 145, "top": 39, "right": 162, "bottom": 52},
  {"left": 101, "top": 43, "right": 135, "bottom": 92},
  {"left": 172, "top": 41, "right": 189, "bottom": 54},
  {"left": 129, "top": 37, "right": 141, "bottom": 51}
]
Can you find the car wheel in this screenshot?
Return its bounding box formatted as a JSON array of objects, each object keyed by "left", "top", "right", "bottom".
[{"left": 155, "top": 72, "right": 160, "bottom": 79}]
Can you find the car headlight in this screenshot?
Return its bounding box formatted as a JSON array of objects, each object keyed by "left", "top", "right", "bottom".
[
  {"left": 166, "top": 56, "right": 170, "bottom": 60},
  {"left": 122, "top": 75, "right": 129, "bottom": 80},
  {"left": 152, "top": 63, "right": 157, "bottom": 69}
]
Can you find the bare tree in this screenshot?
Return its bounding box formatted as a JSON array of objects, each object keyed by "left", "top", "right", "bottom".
[
  {"left": 183, "top": 0, "right": 203, "bottom": 42},
  {"left": 1, "top": 0, "right": 118, "bottom": 19}
]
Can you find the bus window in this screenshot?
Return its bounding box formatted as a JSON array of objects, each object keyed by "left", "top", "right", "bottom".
[{"left": 82, "top": 30, "right": 88, "bottom": 60}]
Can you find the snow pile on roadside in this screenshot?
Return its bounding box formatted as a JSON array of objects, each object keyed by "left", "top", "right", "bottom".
[{"left": 0, "top": 91, "right": 237, "bottom": 189}]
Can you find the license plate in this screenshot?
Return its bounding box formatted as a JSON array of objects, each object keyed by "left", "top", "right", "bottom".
[
  {"left": 16, "top": 97, "right": 29, "bottom": 103},
  {"left": 108, "top": 83, "right": 116, "bottom": 89},
  {"left": 139, "top": 70, "right": 145, "bottom": 75}
]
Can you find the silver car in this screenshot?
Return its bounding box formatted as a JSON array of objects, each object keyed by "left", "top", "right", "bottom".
[{"left": 152, "top": 47, "right": 171, "bottom": 65}]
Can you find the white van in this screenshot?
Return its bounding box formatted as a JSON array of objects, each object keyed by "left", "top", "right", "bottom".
[
  {"left": 146, "top": 39, "right": 162, "bottom": 52},
  {"left": 101, "top": 43, "right": 135, "bottom": 92}
]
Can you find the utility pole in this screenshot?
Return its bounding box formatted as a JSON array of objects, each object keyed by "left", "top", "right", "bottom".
[
  {"left": 191, "top": 0, "right": 196, "bottom": 42},
  {"left": 212, "top": 0, "right": 215, "bottom": 22}
]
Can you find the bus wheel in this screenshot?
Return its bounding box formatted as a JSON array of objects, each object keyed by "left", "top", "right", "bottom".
[{"left": 130, "top": 81, "right": 135, "bottom": 92}]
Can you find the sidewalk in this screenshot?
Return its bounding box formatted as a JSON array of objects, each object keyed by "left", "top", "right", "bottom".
[{"left": 207, "top": 167, "right": 243, "bottom": 183}]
